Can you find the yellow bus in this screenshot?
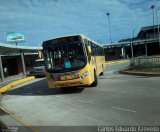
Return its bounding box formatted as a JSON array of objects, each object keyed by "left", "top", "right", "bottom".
[{"left": 42, "top": 34, "right": 105, "bottom": 88}]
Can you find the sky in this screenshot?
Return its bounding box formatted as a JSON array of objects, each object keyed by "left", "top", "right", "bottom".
[{"left": 0, "top": 0, "right": 159, "bottom": 46}]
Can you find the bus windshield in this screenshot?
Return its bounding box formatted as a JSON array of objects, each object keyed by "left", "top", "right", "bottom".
[{"left": 43, "top": 43, "right": 86, "bottom": 72}]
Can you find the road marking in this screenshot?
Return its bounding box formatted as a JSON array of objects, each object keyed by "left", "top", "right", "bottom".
[
  {"left": 111, "top": 106, "right": 136, "bottom": 113},
  {"left": 76, "top": 100, "right": 93, "bottom": 104},
  {"left": 0, "top": 106, "right": 39, "bottom": 132}
]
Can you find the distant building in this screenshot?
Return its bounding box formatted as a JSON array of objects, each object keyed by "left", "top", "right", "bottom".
[{"left": 104, "top": 25, "right": 160, "bottom": 61}]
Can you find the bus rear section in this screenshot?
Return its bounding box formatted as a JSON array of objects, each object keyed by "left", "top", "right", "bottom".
[{"left": 42, "top": 35, "right": 105, "bottom": 88}]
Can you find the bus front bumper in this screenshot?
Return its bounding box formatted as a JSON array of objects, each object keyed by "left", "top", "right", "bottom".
[{"left": 47, "top": 74, "right": 93, "bottom": 88}]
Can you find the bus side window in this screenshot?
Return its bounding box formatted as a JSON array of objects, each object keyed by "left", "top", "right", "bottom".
[
  {"left": 97, "top": 47, "right": 101, "bottom": 56},
  {"left": 95, "top": 44, "right": 97, "bottom": 56},
  {"left": 93, "top": 44, "right": 97, "bottom": 56},
  {"left": 91, "top": 43, "right": 94, "bottom": 56}
]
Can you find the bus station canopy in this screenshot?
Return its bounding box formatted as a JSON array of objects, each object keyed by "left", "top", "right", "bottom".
[{"left": 0, "top": 43, "right": 42, "bottom": 55}]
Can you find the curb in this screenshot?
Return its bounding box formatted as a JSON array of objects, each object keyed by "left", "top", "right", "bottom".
[
  {"left": 0, "top": 76, "right": 35, "bottom": 94},
  {"left": 119, "top": 69, "right": 160, "bottom": 77},
  {"left": 106, "top": 60, "right": 129, "bottom": 65}
]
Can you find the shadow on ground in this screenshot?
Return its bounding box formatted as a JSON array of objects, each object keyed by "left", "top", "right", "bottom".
[{"left": 5, "top": 79, "right": 84, "bottom": 96}]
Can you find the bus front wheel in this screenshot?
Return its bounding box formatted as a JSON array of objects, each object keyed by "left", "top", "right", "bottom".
[
  {"left": 91, "top": 70, "right": 98, "bottom": 87},
  {"left": 100, "top": 64, "right": 104, "bottom": 75}
]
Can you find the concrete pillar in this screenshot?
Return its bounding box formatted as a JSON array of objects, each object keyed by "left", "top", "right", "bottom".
[
  {"left": 21, "top": 52, "right": 26, "bottom": 76},
  {"left": 122, "top": 45, "right": 126, "bottom": 58},
  {"left": 0, "top": 54, "right": 4, "bottom": 81},
  {"left": 131, "top": 40, "right": 134, "bottom": 58},
  {"left": 145, "top": 42, "right": 148, "bottom": 56}
]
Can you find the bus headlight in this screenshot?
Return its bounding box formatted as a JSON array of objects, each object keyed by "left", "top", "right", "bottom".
[{"left": 80, "top": 71, "right": 90, "bottom": 79}]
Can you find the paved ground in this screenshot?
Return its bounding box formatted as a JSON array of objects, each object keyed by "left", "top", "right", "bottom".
[{"left": 1, "top": 62, "right": 160, "bottom": 130}]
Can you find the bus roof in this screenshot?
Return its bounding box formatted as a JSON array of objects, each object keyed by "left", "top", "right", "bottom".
[
  {"left": 43, "top": 34, "right": 103, "bottom": 48},
  {"left": 80, "top": 34, "right": 103, "bottom": 48}
]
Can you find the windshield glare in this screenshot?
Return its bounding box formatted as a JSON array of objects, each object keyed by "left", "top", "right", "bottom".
[{"left": 44, "top": 43, "right": 85, "bottom": 71}]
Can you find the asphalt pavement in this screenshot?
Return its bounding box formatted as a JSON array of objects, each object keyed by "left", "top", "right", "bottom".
[{"left": 1, "top": 62, "right": 160, "bottom": 131}]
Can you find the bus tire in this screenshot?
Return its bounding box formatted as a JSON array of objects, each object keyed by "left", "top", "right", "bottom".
[
  {"left": 100, "top": 71, "right": 104, "bottom": 75},
  {"left": 100, "top": 65, "right": 104, "bottom": 75},
  {"left": 91, "top": 70, "right": 98, "bottom": 87}
]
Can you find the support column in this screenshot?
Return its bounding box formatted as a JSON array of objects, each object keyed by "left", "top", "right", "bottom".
[
  {"left": 121, "top": 46, "right": 126, "bottom": 59},
  {"left": 145, "top": 42, "right": 148, "bottom": 56},
  {"left": 131, "top": 40, "right": 134, "bottom": 58},
  {"left": 21, "top": 52, "right": 26, "bottom": 76},
  {"left": 123, "top": 45, "right": 126, "bottom": 58},
  {"left": 0, "top": 54, "right": 4, "bottom": 81}
]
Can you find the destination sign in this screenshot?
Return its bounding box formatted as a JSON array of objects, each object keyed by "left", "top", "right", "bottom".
[{"left": 46, "top": 36, "right": 80, "bottom": 45}]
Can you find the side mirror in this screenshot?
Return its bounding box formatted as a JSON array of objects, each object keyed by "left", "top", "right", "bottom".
[
  {"left": 87, "top": 46, "right": 91, "bottom": 63},
  {"left": 87, "top": 46, "right": 92, "bottom": 53}
]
